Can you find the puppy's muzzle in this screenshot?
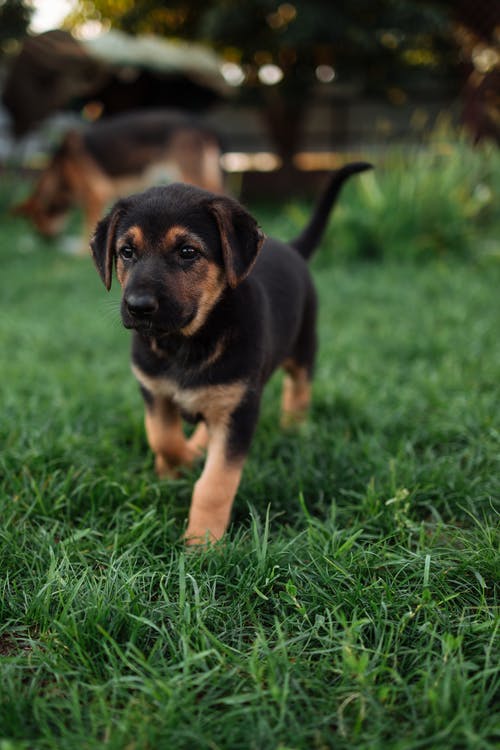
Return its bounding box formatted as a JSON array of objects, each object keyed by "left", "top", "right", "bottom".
[{"left": 124, "top": 292, "right": 159, "bottom": 319}]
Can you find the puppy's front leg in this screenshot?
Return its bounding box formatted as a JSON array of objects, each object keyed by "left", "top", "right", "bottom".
[
  {"left": 186, "top": 421, "right": 209, "bottom": 455},
  {"left": 144, "top": 396, "right": 197, "bottom": 478},
  {"left": 185, "top": 396, "right": 259, "bottom": 544}
]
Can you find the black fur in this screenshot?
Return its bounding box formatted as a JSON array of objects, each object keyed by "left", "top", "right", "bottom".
[{"left": 290, "top": 162, "right": 372, "bottom": 259}]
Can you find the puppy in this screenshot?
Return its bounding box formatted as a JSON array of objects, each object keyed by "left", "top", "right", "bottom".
[
  {"left": 13, "top": 109, "right": 223, "bottom": 248},
  {"left": 91, "top": 163, "right": 371, "bottom": 543}
]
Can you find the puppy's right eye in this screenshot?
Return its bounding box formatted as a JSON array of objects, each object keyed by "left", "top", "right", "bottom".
[{"left": 119, "top": 246, "right": 134, "bottom": 260}]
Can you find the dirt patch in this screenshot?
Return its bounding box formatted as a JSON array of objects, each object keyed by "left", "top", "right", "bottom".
[{"left": 0, "top": 632, "right": 32, "bottom": 657}]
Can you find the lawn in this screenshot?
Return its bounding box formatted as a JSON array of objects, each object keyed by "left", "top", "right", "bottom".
[{"left": 0, "top": 156, "right": 499, "bottom": 749}]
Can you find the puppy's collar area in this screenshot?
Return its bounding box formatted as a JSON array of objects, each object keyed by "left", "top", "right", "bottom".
[{"left": 139, "top": 326, "right": 228, "bottom": 376}]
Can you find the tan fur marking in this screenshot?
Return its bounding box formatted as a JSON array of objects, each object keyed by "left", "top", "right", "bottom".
[
  {"left": 150, "top": 338, "right": 166, "bottom": 358},
  {"left": 131, "top": 364, "right": 245, "bottom": 427},
  {"left": 116, "top": 258, "right": 127, "bottom": 287},
  {"left": 164, "top": 225, "right": 189, "bottom": 246},
  {"left": 163, "top": 225, "right": 206, "bottom": 249},
  {"left": 149, "top": 335, "right": 225, "bottom": 368},
  {"left": 180, "top": 264, "right": 226, "bottom": 336},
  {"left": 115, "top": 226, "right": 146, "bottom": 286},
  {"left": 185, "top": 426, "right": 244, "bottom": 543},
  {"left": 202, "top": 336, "right": 227, "bottom": 369},
  {"left": 121, "top": 226, "right": 144, "bottom": 249},
  {"left": 281, "top": 363, "right": 311, "bottom": 427}
]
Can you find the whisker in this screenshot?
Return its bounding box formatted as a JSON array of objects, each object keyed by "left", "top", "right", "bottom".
[
  {"left": 101, "top": 299, "right": 122, "bottom": 311},
  {"left": 98, "top": 299, "right": 122, "bottom": 327}
]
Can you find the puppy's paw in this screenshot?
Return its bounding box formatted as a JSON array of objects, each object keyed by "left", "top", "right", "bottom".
[
  {"left": 154, "top": 454, "right": 181, "bottom": 479},
  {"left": 154, "top": 443, "right": 202, "bottom": 479},
  {"left": 184, "top": 513, "right": 228, "bottom": 546}
]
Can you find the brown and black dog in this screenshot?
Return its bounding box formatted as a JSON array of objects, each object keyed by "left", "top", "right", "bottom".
[
  {"left": 91, "top": 163, "right": 371, "bottom": 543},
  {"left": 14, "top": 109, "right": 224, "bottom": 248}
]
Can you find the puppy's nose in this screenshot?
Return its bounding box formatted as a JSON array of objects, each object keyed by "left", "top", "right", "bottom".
[{"left": 125, "top": 293, "right": 158, "bottom": 317}]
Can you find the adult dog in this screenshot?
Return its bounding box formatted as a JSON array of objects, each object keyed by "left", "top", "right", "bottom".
[
  {"left": 91, "top": 163, "right": 371, "bottom": 543},
  {"left": 14, "top": 109, "right": 224, "bottom": 248}
]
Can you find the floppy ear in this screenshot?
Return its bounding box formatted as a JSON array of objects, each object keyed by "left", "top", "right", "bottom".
[
  {"left": 90, "top": 205, "right": 123, "bottom": 291},
  {"left": 208, "top": 197, "right": 265, "bottom": 288}
]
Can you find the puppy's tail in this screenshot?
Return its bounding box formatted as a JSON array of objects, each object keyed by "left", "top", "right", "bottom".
[{"left": 290, "top": 162, "right": 373, "bottom": 260}]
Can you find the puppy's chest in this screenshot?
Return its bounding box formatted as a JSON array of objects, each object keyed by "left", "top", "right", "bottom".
[{"left": 131, "top": 363, "right": 245, "bottom": 425}]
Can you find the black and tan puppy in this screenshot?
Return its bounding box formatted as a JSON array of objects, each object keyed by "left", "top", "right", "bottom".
[{"left": 91, "top": 163, "right": 372, "bottom": 543}]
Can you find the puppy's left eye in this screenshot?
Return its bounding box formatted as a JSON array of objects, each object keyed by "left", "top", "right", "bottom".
[
  {"left": 119, "top": 246, "right": 134, "bottom": 260},
  {"left": 178, "top": 246, "right": 198, "bottom": 261}
]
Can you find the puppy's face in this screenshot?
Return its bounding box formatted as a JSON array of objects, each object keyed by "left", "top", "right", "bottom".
[
  {"left": 115, "top": 215, "right": 226, "bottom": 337},
  {"left": 91, "top": 184, "right": 264, "bottom": 337}
]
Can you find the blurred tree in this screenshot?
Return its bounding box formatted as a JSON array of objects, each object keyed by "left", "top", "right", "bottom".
[
  {"left": 453, "top": 0, "right": 500, "bottom": 144},
  {"left": 66, "top": 0, "right": 460, "bottom": 166},
  {"left": 0, "top": 0, "right": 32, "bottom": 57}
]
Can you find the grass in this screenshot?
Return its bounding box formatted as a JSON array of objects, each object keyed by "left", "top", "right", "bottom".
[{"left": 0, "top": 161, "right": 499, "bottom": 749}]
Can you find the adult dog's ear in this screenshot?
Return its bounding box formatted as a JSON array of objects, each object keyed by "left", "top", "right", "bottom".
[
  {"left": 209, "top": 197, "right": 265, "bottom": 288},
  {"left": 90, "top": 205, "right": 123, "bottom": 291}
]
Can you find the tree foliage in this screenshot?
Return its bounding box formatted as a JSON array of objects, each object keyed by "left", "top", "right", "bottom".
[
  {"left": 62, "top": 1, "right": 464, "bottom": 162},
  {"left": 0, "top": 0, "right": 32, "bottom": 57},
  {"left": 66, "top": 0, "right": 458, "bottom": 97}
]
